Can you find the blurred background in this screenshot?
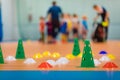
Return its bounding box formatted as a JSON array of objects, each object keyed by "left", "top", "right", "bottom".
[{"left": 0, "top": 0, "right": 120, "bottom": 42}]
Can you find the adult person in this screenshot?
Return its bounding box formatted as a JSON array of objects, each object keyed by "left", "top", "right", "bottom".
[
  {"left": 93, "top": 5, "right": 110, "bottom": 40},
  {"left": 47, "top": 1, "right": 62, "bottom": 39}
]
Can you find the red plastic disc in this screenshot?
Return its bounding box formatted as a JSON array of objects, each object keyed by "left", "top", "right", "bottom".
[
  {"left": 103, "top": 62, "right": 118, "bottom": 68},
  {"left": 38, "top": 62, "right": 53, "bottom": 69}
]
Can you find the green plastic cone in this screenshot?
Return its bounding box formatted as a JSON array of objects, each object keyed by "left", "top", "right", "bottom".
[
  {"left": 81, "top": 40, "right": 95, "bottom": 68},
  {"left": 0, "top": 45, "right": 4, "bottom": 64},
  {"left": 15, "top": 39, "right": 26, "bottom": 59},
  {"left": 72, "top": 38, "right": 80, "bottom": 56}
]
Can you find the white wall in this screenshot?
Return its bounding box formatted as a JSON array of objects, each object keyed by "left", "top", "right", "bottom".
[{"left": 1, "top": 0, "right": 19, "bottom": 41}]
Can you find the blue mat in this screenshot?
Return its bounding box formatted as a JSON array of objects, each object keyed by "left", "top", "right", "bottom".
[{"left": 0, "top": 71, "right": 120, "bottom": 80}]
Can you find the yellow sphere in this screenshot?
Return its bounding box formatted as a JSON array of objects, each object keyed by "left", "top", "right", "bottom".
[
  {"left": 42, "top": 51, "right": 51, "bottom": 57},
  {"left": 102, "top": 21, "right": 108, "bottom": 27},
  {"left": 33, "top": 53, "right": 43, "bottom": 59}
]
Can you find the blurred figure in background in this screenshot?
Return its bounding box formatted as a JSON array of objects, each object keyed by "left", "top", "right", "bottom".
[
  {"left": 72, "top": 14, "right": 80, "bottom": 38},
  {"left": 39, "top": 16, "right": 45, "bottom": 42},
  {"left": 47, "top": 1, "right": 62, "bottom": 40},
  {"left": 46, "top": 14, "right": 53, "bottom": 43},
  {"left": 93, "top": 5, "right": 110, "bottom": 40},
  {"left": 66, "top": 14, "right": 73, "bottom": 41},
  {"left": 81, "top": 15, "right": 88, "bottom": 40},
  {"left": 60, "top": 14, "right": 68, "bottom": 43}
]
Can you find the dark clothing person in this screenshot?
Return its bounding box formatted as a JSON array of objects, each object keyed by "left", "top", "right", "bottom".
[
  {"left": 97, "top": 7, "right": 109, "bottom": 40},
  {"left": 46, "top": 22, "right": 53, "bottom": 36},
  {"left": 51, "top": 19, "right": 60, "bottom": 38},
  {"left": 48, "top": 5, "right": 62, "bottom": 38},
  {"left": 48, "top": 6, "right": 62, "bottom": 19},
  {"left": 97, "top": 7, "right": 109, "bottom": 22}
]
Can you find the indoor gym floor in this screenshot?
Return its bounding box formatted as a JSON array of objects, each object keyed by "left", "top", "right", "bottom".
[{"left": 0, "top": 40, "right": 120, "bottom": 71}]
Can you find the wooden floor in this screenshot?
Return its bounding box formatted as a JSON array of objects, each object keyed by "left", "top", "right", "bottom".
[{"left": 0, "top": 40, "right": 120, "bottom": 71}]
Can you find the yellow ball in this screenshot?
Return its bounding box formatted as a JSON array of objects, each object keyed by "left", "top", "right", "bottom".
[
  {"left": 33, "top": 53, "right": 43, "bottom": 59},
  {"left": 52, "top": 52, "right": 60, "bottom": 58},
  {"left": 66, "top": 54, "right": 75, "bottom": 60},
  {"left": 42, "top": 51, "right": 51, "bottom": 57},
  {"left": 102, "top": 21, "right": 108, "bottom": 27}
]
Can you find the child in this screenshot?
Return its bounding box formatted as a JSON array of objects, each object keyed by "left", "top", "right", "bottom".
[
  {"left": 46, "top": 14, "right": 53, "bottom": 43},
  {"left": 66, "top": 14, "right": 73, "bottom": 40},
  {"left": 59, "top": 14, "right": 68, "bottom": 42},
  {"left": 81, "top": 15, "right": 88, "bottom": 40},
  {"left": 72, "top": 14, "right": 80, "bottom": 38},
  {"left": 39, "top": 16, "right": 45, "bottom": 42}
]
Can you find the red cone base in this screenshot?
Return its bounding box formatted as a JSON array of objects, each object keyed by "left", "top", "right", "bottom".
[
  {"left": 38, "top": 62, "right": 53, "bottom": 69},
  {"left": 103, "top": 62, "right": 118, "bottom": 68}
]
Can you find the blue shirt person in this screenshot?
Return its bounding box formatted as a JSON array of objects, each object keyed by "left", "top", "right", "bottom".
[{"left": 47, "top": 1, "right": 62, "bottom": 38}]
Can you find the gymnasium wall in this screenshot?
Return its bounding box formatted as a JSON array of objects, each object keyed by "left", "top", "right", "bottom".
[
  {"left": 16, "top": 0, "right": 120, "bottom": 40},
  {"left": 1, "top": 0, "right": 120, "bottom": 41},
  {"left": 1, "top": 0, "right": 19, "bottom": 41}
]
